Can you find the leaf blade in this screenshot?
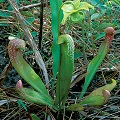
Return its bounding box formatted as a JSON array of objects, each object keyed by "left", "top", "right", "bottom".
[
  {"left": 50, "top": 0, "right": 63, "bottom": 78},
  {"left": 80, "top": 40, "right": 108, "bottom": 98},
  {"left": 68, "top": 79, "right": 116, "bottom": 111},
  {"left": 8, "top": 39, "right": 53, "bottom": 102},
  {"left": 55, "top": 34, "right": 74, "bottom": 106}
]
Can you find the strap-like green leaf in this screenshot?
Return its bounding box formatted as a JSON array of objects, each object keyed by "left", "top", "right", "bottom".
[
  {"left": 80, "top": 40, "right": 109, "bottom": 98},
  {"left": 80, "top": 27, "right": 115, "bottom": 98},
  {"left": 17, "top": 87, "right": 57, "bottom": 110},
  {"left": 55, "top": 34, "right": 74, "bottom": 107},
  {"left": 8, "top": 39, "right": 52, "bottom": 102},
  {"left": 68, "top": 79, "right": 116, "bottom": 111},
  {"left": 50, "top": 0, "right": 63, "bottom": 78}
]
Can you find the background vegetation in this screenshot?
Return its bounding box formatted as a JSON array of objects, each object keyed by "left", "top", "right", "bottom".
[{"left": 0, "top": 0, "right": 120, "bottom": 119}]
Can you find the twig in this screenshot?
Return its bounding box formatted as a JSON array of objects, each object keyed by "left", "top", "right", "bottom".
[
  {"left": 19, "top": 2, "right": 50, "bottom": 11},
  {"left": 8, "top": 0, "right": 49, "bottom": 84},
  {"left": 19, "top": 2, "right": 41, "bottom": 10},
  {"left": 39, "top": 0, "right": 44, "bottom": 49},
  {"left": 0, "top": 62, "right": 12, "bottom": 86}
]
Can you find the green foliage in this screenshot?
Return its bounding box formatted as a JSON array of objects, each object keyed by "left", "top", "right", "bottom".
[
  {"left": 21, "top": 11, "right": 34, "bottom": 17},
  {"left": 80, "top": 26, "right": 115, "bottom": 98},
  {"left": 113, "top": 0, "right": 120, "bottom": 5},
  {"left": 0, "top": 22, "right": 9, "bottom": 26},
  {"left": 5, "top": 0, "right": 118, "bottom": 117},
  {"left": 30, "top": 114, "right": 41, "bottom": 120},
  {"left": 95, "top": 23, "right": 114, "bottom": 31},
  {"left": 61, "top": 0, "right": 94, "bottom": 24},
  {"left": 94, "top": 32, "right": 106, "bottom": 41},
  {"left": 55, "top": 34, "right": 74, "bottom": 107},
  {"left": 91, "top": 13, "right": 103, "bottom": 20},
  {"left": 0, "top": 0, "right": 37, "bottom": 39},
  {"left": 74, "top": 49, "right": 82, "bottom": 59},
  {"left": 17, "top": 87, "right": 56, "bottom": 109},
  {"left": 50, "top": 0, "right": 63, "bottom": 79},
  {"left": 7, "top": 39, "right": 53, "bottom": 104},
  {"left": 68, "top": 79, "right": 116, "bottom": 111},
  {"left": 26, "top": 17, "right": 35, "bottom": 25},
  {"left": 87, "top": 0, "right": 120, "bottom": 33},
  {"left": 0, "top": 0, "right": 5, "bottom": 2},
  {"left": 0, "top": 10, "right": 11, "bottom": 17},
  {"left": 18, "top": 100, "right": 27, "bottom": 111}
]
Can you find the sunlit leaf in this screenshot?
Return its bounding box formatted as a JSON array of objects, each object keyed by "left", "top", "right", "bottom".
[
  {"left": 70, "top": 12, "right": 84, "bottom": 23},
  {"left": 87, "top": 79, "right": 116, "bottom": 96},
  {"left": 61, "top": 0, "right": 94, "bottom": 24},
  {"left": 73, "top": 0, "right": 81, "bottom": 9},
  {"left": 62, "top": 3, "right": 74, "bottom": 12},
  {"left": 80, "top": 40, "right": 108, "bottom": 98},
  {"left": 79, "top": 2, "right": 94, "bottom": 10}
]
